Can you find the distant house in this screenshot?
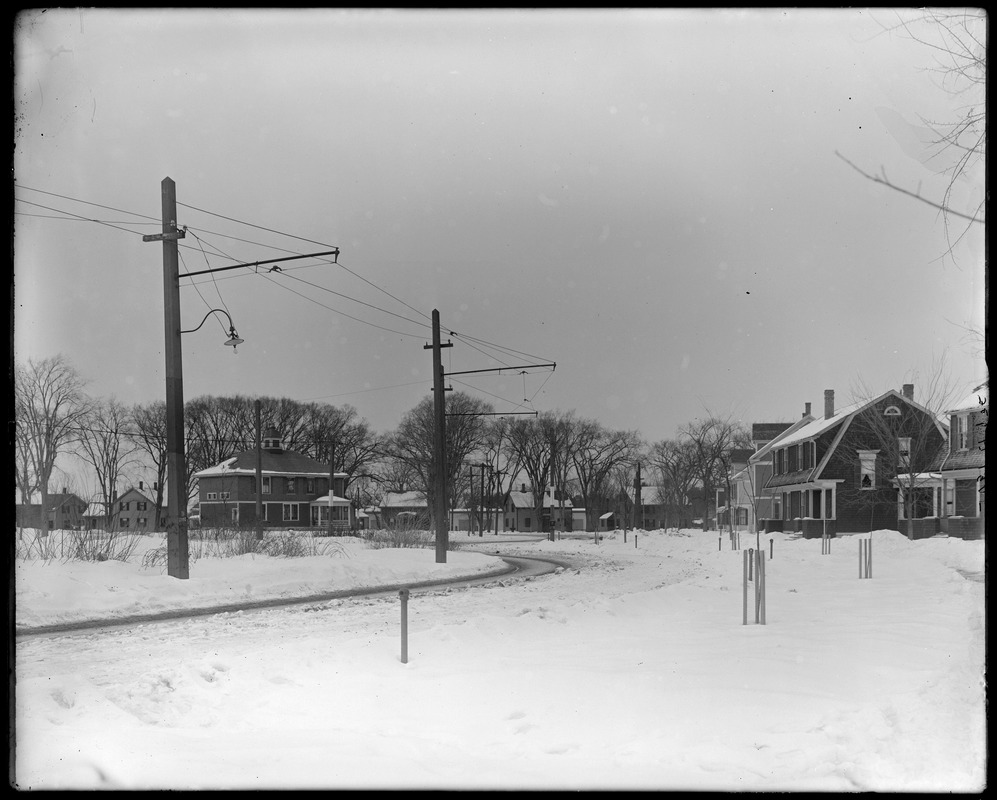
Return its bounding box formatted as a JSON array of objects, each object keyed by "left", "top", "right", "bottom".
[
  {"left": 623, "top": 485, "right": 670, "bottom": 530},
  {"left": 715, "top": 448, "right": 756, "bottom": 530},
  {"left": 503, "top": 484, "right": 572, "bottom": 532},
  {"left": 721, "top": 416, "right": 810, "bottom": 533},
  {"left": 16, "top": 489, "right": 88, "bottom": 531},
  {"left": 111, "top": 486, "right": 157, "bottom": 532},
  {"left": 192, "top": 430, "right": 353, "bottom": 531},
  {"left": 380, "top": 491, "right": 430, "bottom": 529},
  {"left": 763, "top": 386, "right": 947, "bottom": 536}
]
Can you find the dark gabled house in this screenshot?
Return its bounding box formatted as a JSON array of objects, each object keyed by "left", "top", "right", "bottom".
[
  {"left": 16, "top": 489, "right": 88, "bottom": 531},
  {"left": 763, "top": 385, "right": 947, "bottom": 536},
  {"left": 192, "top": 430, "right": 353, "bottom": 531}
]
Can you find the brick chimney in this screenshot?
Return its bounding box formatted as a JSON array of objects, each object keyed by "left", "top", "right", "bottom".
[
  {"left": 902, "top": 383, "right": 914, "bottom": 401},
  {"left": 824, "top": 389, "right": 835, "bottom": 420},
  {"left": 804, "top": 402, "right": 811, "bottom": 418}
]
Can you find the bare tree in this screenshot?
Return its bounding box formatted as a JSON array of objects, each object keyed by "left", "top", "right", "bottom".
[
  {"left": 572, "top": 420, "right": 642, "bottom": 531},
  {"left": 837, "top": 9, "right": 985, "bottom": 254},
  {"left": 384, "top": 391, "right": 494, "bottom": 530},
  {"left": 506, "top": 411, "right": 578, "bottom": 531},
  {"left": 14, "top": 355, "right": 92, "bottom": 528},
  {"left": 131, "top": 401, "right": 168, "bottom": 529},
  {"left": 648, "top": 438, "right": 700, "bottom": 530},
  {"left": 76, "top": 398, "right": 141, "bottom": 530},
  {"left": 680, "top": 412, "right": 748, "bottom": 530}
]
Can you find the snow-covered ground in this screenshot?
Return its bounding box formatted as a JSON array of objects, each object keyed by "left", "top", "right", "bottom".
[{"left": 13, "top": 527, "right": 986, "bottom": 791}]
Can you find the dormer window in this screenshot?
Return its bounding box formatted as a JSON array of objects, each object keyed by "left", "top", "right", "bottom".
[
  {"left": 264, "top": 437, "right": 281, "bottom": 449},
  {"left": 953, "top": 414, "right": 969, "bottom": 450},
  {"left": 884, "top": 405, "right": 901, "bottom": 417}
]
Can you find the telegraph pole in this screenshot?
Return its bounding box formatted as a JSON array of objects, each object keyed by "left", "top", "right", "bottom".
[
  {"left": 634, "top": 461, "right": 643, "bottom": 531},
  {"left": 149, "top": 177, "right": 189, "bottom": 579},
  {"left": 480, "top": 462, "right": 486, "bottom": 536},
  {"left": 425, "top": 310, "right": 452, "bottom": 563},
  {"left": 328, "top": 440, "right": 337, "bottom": 537},
  {"left": 255, "top": 400, "right": 263, "bottom": 539}
]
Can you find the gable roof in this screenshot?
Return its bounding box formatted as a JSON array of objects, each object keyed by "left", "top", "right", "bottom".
[
  {"left": 194, "top": 447, "right": 343, "bottom": 479},
  {"left": 770, "top": 389, "right": 945, "bottom": 450},
  {"left": 381, "top": 491, "right": 427, "bottom": 508},
  {"left": 506, "top": 490, "right": 573, "bottom": 509},
  {"left": 115, "top": 486, "right": 155, "bottom": 504},
  {"left": 750, "top": 415, "right": 814, "bottom": 462}
]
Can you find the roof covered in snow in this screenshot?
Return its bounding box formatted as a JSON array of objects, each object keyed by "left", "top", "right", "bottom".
[{"left": 193, "top": 447, "right": 346, "bottom": 479}]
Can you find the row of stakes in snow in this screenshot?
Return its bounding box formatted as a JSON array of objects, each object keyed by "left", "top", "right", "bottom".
[{"left": 720, "top": 530, "right": 774, "bottom": 561}]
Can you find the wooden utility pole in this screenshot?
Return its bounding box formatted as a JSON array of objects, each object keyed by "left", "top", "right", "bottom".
[
  {"left": 149, "top": 177, "right": 189, "bottom": 579},
  {"left": 480, "top": 463, "right": 486, "bottom": 536},
  {"left": 328, "top": 440, "right": 336, "bottom": 537},
  {"left": 634, "top": 461, "right": 642, "bottom": 531},
  {"left": 255, "top": 400, "right": 263, "bottom": 539},
  {"left": 425, "top": 310, "right": 452, "bottom": 563}
]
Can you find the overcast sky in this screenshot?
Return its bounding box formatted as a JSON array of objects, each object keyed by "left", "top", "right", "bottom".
[{"left": 14, "top": 8, "right": 986, "bottom": 447}]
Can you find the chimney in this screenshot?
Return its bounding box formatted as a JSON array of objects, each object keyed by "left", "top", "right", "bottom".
[
  {"left": 139, "top": 480, "right": 144, "bottom": 490},
  {"left": 824, "top": 389, "right": 835, "bottom": 420},
  {"left": 521, "top": 483, "right": 527, "bottom": 493},
  {"left": 153, "top": 482, "right": 159, "bottom": 492},
  {"left": 804, "top": 402, "right": 811, "bottom": 418},
  {"left": 902, "top": 383, "right": 914, "bottom": 401}
]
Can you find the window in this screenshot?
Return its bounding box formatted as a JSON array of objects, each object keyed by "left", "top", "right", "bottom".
[
  {"left": 524, "top": 516, "right": 531, "bottom": 528},
  {"left": 884, "top": 405, "right": 901, "bottom": 417},
  {"left": 287, "top": 478, "right": 296, "bottom": 494},
  {"left": 262, "top": 477, "right": 271, "bottom": 495},
  {"left": 283, "top": 503, "right": 299, "bottom": 521},
  {"left": 858, "top": 450, "right": 878, "bottom": 490},
  {"left": 120, "top": 517, "right": 130, "bottom": 528},
  {"left": 219, "top": 492, "right": 230, "bottom": 500},
  {"left": 307, "top": 479, "right": 315, "bottom": 494},
  {"left": 898, "top": 437, "right": 912, "bottom": 468},
  {"left": 137, "top": 517, "right": 147, "bottom": 527},
  {"left": 955, "top": 414, "right": 969, "bottom": 450},
  {"left": 206, "top": 492, "right": 218, "bottom": 501},
  {"left": 137, "top": 501, "right": 147, "bottom": 511},
  {"left": 119, "top": 501, "right": 129, "bottom": 511},
  {"left": 232, "top": 508, "right": 240, "bottom": 523}
]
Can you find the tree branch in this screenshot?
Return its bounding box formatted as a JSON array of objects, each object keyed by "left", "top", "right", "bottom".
[{"left": 835, "top": 151, "right": 984, "bottom": 225}]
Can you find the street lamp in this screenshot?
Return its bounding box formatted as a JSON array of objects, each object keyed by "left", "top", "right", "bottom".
[{"left": 181, "top": 308, "right": 245, "bottom": 352}]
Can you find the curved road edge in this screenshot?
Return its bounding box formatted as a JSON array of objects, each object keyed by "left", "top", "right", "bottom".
[{"left": 15, "top": 552, "right": 578, "bottom": 639}]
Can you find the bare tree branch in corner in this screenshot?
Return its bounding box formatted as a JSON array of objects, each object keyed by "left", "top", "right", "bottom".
[{"left": 839, "top": 9, "right": 986, "bottom": 253}]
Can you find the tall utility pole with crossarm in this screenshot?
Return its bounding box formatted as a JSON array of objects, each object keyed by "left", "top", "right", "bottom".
[
  {"left": 146, "top": 177, "right": 189, "bottom": 579},
  {"left": 425, "top": 309, "right": 453, "bottom": 563}
]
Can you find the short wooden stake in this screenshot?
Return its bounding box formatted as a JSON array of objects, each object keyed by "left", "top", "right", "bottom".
[
  {"left": 399, "top": 588, "right": 410, "bottom": 663},
  {"left": 742, "top": 549, "right": 749, "bottom": 625},
  {"left": 769, "top": 538, "right": 773, "bottom": 560},
  {"left": 859, "top": 539, "right": 873, "bottom": 579}
]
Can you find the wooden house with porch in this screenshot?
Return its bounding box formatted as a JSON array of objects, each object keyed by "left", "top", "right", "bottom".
[{"left": 193, "top": 430, "right": 353, "bottom": 532}]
